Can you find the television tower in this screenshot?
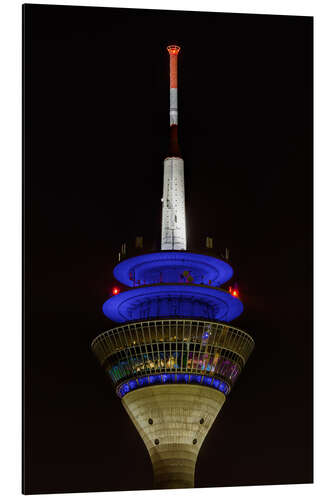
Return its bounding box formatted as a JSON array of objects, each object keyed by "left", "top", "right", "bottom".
[{"left": 92, "top": 45, "right": 254, "bottom": 490}]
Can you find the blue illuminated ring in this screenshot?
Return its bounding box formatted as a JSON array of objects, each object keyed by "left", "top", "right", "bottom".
[
  {"left": 116, "top": 372, "right": 230, "bottom": 398},
  {"left": 113, "top": 251, "right": 233, "bottom": 287},
  {"left": 103, "top": 283, "right": 243, "bottom": 323}
]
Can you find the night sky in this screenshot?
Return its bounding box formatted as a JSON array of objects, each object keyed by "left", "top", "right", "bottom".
[{"left": 23, "top": 4, "right": 313, "bottom": 494}]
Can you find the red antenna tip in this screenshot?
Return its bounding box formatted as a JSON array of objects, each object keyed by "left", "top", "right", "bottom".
[{"left": 167, "top": 45, "right": 181, "bottom": 55}]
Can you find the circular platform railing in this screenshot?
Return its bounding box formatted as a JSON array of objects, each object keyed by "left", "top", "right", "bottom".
[{"left": 91, "top": 319, "right": 254, "bottom": 395}]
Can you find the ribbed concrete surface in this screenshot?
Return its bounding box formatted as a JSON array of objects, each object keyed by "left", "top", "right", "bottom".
[{"left": 122, "top": 385, "right": 225, "bottom": 489}]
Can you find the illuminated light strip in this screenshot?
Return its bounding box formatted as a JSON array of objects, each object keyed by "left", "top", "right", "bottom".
[{"left": 115, "top": 372, "right": 230, "bottom": 398}]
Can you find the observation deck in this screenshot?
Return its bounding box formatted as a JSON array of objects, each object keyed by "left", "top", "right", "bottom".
[
  {"left": 92, "top": 318, "right": 254, "bottom": 399},
  {"left": 96, "top": 249, "right": 251, "bottom": 401}
]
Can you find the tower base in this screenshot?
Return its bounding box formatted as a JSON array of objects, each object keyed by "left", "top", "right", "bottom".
[{"left": 121, "top": 384, "right": 225, "bottom": 489}]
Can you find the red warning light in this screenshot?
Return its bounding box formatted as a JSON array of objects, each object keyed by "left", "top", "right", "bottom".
[
  {"left": 112, "top": 287, "right": 120, "bottom": 296},
  {"left": 228, "top": 286, "right": 239, "bottom": 297}
]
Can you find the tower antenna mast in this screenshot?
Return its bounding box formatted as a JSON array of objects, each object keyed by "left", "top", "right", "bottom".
[{"left": 161, "top": 45, "right": 187, "bottom": 251}]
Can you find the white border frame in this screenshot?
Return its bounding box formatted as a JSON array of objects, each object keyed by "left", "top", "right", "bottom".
[{"left": 1, "top": 1, "right": 331, "bottom": 499}]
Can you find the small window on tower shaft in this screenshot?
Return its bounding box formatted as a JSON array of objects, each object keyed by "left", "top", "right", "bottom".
[{"left": 175, "top": 215, "right": 177, "bottom": 222}]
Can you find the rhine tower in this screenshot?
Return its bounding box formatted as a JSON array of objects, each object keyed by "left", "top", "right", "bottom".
[{"left": 92, "top": 45, "right": 255, "bottom": 490}]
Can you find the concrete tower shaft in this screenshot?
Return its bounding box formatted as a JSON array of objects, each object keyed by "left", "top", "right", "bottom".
[{"left": 122, "top": 385, "right": 225, "bottom": 489}]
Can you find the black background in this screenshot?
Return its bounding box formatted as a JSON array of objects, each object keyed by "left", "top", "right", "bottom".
[{"left": 23, "top": 4, "right": 313, "bottom": 494}]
